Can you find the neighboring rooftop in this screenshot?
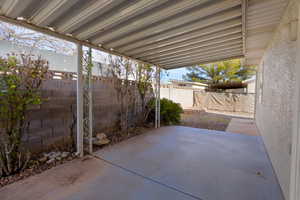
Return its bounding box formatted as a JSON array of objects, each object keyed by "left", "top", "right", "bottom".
[{"left": 169, "top": 79, "right": 208, "bottom": 87}]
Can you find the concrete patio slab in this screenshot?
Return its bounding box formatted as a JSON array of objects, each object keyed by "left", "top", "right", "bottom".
[
  {"left": 226, "top": 118, "right": 259, "bottom": 136},
  {"left": 0, "top": 126, "right": 283, "bottom": 200},
  {"left": 0, "top": 156, "right": 196, "bottom": 200},
  {"left": 95, "top": 126, "right": 283, "bottom": 200}
]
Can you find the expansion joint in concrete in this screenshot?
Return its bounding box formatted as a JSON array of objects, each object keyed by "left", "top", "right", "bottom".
[{"left": 92, "top": 154, "right": 205, "bottom": 200}]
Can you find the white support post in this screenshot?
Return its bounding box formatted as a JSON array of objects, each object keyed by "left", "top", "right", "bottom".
[
  {"left": 158, "top": 67, "right": 161, "bottom": 128},
  {"left": 76, "top": 44, "right": 84, "bottom": 157},
  {"left": 155, "top": 66, "right": 158, "bottom": 128},
  {"left": 88, "top": 47, "right": 93, "bottom": 154},
  {"left": 290, "top": 4, "right": 300, "bottom": 200}
]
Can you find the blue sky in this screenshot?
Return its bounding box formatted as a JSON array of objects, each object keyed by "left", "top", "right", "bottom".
[{"left": 161, "top": 67, "right": 189, "bottom": 83}]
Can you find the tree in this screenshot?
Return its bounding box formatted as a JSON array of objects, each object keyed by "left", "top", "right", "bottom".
[
  {"left": 183, "top": 59, "right": 256, "bottom": 84},
  {"left": 0, "top": 22, "right": 75, "bottom": 55}
]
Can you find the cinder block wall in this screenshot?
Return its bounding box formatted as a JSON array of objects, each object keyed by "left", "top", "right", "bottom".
[
  {"left": 22, "top": 72, "right": 147, "bottom": 152},
  {"left": 255, "top": 1, "right": 299, "bottom": 198}
]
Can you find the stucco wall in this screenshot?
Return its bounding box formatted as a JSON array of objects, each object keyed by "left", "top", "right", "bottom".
[
  {"left": 160, "top": 85, "right": 195, "bottom": 109},
  {"left": 255, "top": 1, "right": 299, "bottom": 199},
  {"left": 247, "top": 81, "right": 256, "bottom": 94}
]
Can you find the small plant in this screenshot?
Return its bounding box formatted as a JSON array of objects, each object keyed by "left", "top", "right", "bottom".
[
  {"left": 0, "top": 54, "right": 48, "bottom": 177},
  {"left": 147, "top": 98, "right": 183, "bottom": 125}
]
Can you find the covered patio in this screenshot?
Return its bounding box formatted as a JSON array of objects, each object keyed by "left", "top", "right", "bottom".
[
  {"left": 0, "top": 123, "right": 283, "bottom": 200},
  {"left": 0, "top": 0, "right": 300, "bottom": 199},
  {"left": 0, "top": 0, "right": 287, "bottom": 156}
]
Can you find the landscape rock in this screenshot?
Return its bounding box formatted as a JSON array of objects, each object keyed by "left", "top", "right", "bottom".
[
  {"left": 46, "top": 158, "right": 55, "bottom": 164},
  {"left": 41, "top": 151, "right": 71, "bottom": 163},
  {"left": 96, "top": 133, "right": 107, "bottom": 140},
  {"left": 93, "top": 133, "right": 110, "bottom": 146},
  {"left": 56, "top": 156, "right": 62, "bottom": 161},
  {"left": 61, "top": 152, "right": 69, "bottom": 158},
  {"left": 38, "top": 156, "right": 47, "bottom": 163}
]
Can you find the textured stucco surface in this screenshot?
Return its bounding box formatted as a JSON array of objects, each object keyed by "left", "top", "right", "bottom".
[
  {"left": 255, "top": 1, "right": 299, "bottom": 199},
  {"left": 160, "top": 86, "right": 195, "bottom": 109},
  {"left": 160, "top": 86, "right": 254, "bottom": 112},
  {"left": 247, "top": 80, "right": 256, "bottom": 94}
]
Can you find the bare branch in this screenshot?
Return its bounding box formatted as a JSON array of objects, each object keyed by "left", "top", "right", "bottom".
[{"left": 0, "top": 22, "right": 75, "bottom": 55}]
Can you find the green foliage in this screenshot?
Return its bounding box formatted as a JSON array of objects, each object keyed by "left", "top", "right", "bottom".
[
  {"left": 183, "top": 59, "right": 256, "bottom": 85},
  {"left": 147, "top": 98, "right": 183, "bottom": 125},
  {"left": 135, "top": 63, "right": 154, "bottom": 124},
  {"left": 208, "top": 82, "right": 247, "bottom": 91},
  {"left": 136, "top": 63, "right": 154, "bottom": 101},
  {"left": 0, "top": 54, "right": 48, "bottom": 177}
]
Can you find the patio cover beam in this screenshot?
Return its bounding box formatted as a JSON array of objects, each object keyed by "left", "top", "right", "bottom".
[
  {"left": 97, "top": 0, "right": 241, "bottom": 47},
  {"left": 0, "top": 0, "right": 248, "bottom": 69},
  {"left": 165, "top": 54, "right": 244, "bottom": 69},
  {"left": 87, "top": 0, "right": 212, "bottom": 43},
  {"left": 149, "top": 42, "right": 243, "bottom": 63},
  {"left": 161, "top": 49, "right": 243, "bottom": 67},
  {"left": 55, "top": 0, "right": 127, "bottom": 33},
  {"left": 0, "top": 0, "right": 35, "bottom": 18},
  {"left": 127, "top": 26, "right": 242, "bottom": 56},
  {"left": 141, "top": 39, "right": 242, "bottom": 61},
  {"left": 120, "top": 18, "right": 242, "bottom": 54},
  {"left": 116, "top": 9, "right": 242, "bottom": 53},
  {"left": 72, "top": 0, "right": 170, "bottom": 39},
  {"left": 157, "top": 46, "right": 243, "bottom": 65},
  {"left": 0, "top": 15, "right": 156, "bottom": 67},
  {"left": 138, "top": 34, "right": 243, "bottom": 60},
  {"left": 29, "top": 0, "right": 69, "bottom": 26}
]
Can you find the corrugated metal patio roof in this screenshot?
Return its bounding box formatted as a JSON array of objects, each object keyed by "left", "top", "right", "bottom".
[
  {"left": 0, "top": 0, "right": 288, "bottom": 69},
  {"left": 245, "top": 0, "right": 287, "bottom": 66}
]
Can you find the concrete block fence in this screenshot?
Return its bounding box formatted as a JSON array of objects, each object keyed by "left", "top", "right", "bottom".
[{"left": 21, "top": 71, "right": 148, "bottom": 152}]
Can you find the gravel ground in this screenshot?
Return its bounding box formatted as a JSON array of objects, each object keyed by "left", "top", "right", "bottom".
[
  {"left": 0, "top": 126, "right": 153, "bottom": 188},
  {"left": 0, "top": 154, "right": 77, "bottom": 188},
  {"left": 181, "top": 111, "right": 232, "bottom": 131}
]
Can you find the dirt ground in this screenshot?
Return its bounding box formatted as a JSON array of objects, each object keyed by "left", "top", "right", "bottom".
[{"left": 181, "top": 111, "right": 232, "bottom": 131}]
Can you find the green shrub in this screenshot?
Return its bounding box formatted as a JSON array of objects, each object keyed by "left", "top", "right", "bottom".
[
  {"left": 0, "top": 55, "right": 48, "bottom": 177},
  {"left": 147, "top": 98, "right": 183, "bottom": 125}
]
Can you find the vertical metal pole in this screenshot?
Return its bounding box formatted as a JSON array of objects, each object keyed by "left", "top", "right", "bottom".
[
  {"left": 77, "top": 44, "right": 84, "bottom": 157},
  {"left": 290, "top": 6, "right": 300, "bottom": 200},
  {"left": 88, "top": 47, "right": 93, "bottom": 154},
  {"left": 158, "top": 67, "right": 161, "bottom": 128},
  {"left": 155, "top": 66, "right": 158, "bottom": 128}
]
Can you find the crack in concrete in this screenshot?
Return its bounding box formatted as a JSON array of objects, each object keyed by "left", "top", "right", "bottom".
[{"left": 92, "top": 154, "right": 205, "bottom": 200}]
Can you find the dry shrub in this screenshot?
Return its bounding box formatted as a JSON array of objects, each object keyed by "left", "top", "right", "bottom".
[{"left": 0, "top": 54, "right": 48, "bottom": 177}]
